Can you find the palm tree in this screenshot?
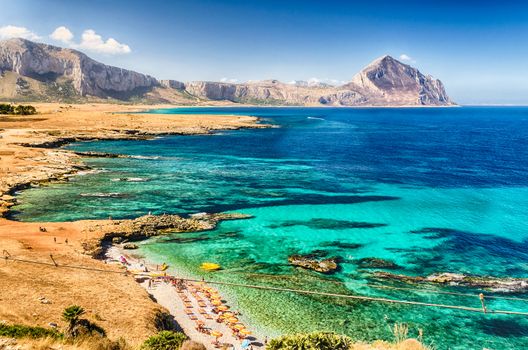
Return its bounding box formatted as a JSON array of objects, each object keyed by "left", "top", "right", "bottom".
[{"left": 62, "top": 305, "right": 85, "bottom": 336}]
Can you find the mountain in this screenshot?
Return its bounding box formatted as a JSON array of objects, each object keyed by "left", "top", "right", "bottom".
[
  {"left": 0, "top": 38, "right": 453, "bottom": 106},
  {"left": 345, "top": 55, "right": 451, "bottom": 105},
  {"left": 0, "top": 38, "right": 159, "bottom": 101}
]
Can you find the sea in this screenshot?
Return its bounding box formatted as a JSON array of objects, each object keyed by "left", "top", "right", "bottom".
[{"left": 11, "top": 107, "right": 528, "bottom": 349}]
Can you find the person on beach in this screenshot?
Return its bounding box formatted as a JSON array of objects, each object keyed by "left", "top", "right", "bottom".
[{"left": 148, "top": 278, "right": 152, "bottom": 289}]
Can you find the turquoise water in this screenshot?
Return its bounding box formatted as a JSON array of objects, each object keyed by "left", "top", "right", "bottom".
[{"left": 11, "top": 107, "right": 528, "bottom": 349}]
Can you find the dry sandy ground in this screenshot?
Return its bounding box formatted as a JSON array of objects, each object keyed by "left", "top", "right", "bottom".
[
  {"left": 0, "top": 218, "right": 168, "bottom": 346},
  {"left": 0, "top": 102, "right": 266, "bottom": 346}
]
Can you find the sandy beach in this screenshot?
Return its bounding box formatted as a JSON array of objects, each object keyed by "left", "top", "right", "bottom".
[
  {"left": 0, "top": 102, "right": 269, "bottom": 347},
  {"left": 105, "top": 246, "right": 264, "bottom": 350}
]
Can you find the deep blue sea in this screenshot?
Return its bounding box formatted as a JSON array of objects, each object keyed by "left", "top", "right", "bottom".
[{"left": 12, "top": 107, "right": 528, "bottom": 349}]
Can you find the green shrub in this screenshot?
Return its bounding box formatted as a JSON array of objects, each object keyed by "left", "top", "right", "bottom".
[
  {"left": 0, "top": 323, "right": 62, "bottom": 339},
  {"left": 0, "top": 103, "right": 14, "bottom": 114},
  {"left": 141, "top": 331, "right": 188, "bottom": 350},
  {"left": 267, "top": 331, "right": 353, "bottom": 350},
  {"left": 0, "top": 103, "right": 37, "bottom": 115},
  {"left": 62, "top": 305, "right": 85, "bottom": 333},
  {"left": 14, "top": 104, "right": 37, "bottom": 115}
]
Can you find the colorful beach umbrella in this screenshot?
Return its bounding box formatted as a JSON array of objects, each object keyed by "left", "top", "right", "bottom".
[
  {"left": 211, "top": 331, "right": 223, "bottom": 338},
  {"left": 227, "top": 317, "right": 239, "bottom": 323},
  {"left": 240, "top": 329, "right": 252, "bottom": 336},
  {"left": 222, "top": 312, "right": 234, "bottom": 317},
  {"left": 217, "top": 305, "right": 229, "bottom": 311},
  {"left": 211, "top": 300, "right": 222, "bottom": 306},
  {"left": 233, "top": 324, "right": 246, "bottom": 330}
]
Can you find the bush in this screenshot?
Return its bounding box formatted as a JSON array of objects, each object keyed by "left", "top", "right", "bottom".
[
  {"left": 0, "top": 103, "right": 14, "bottom": 114},
  {"left": 267, "top": 331, "right": 353, "bottom": 350},
  {"left": 180, "top": 340, "right": 206, "bottom": 350},
  {"left": 141, "top": 331, "right": 188, "bottom": 350},
  {"left": 0, "top": 323, "right": 62, "bottom": 339},
  {"left": 0, "top": 103, "right": 37, "bottom": 115},
  {"left": 14, "top": 104, "right": 37, "bottom": 115}
]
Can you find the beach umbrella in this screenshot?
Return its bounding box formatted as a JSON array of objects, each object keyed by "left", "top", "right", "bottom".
[
  {"left": 211, "top": 300, "right": 222, "bottom": 306},
  {"left": 211, "top": 330, "right": 223, "bottom": 339},
  {"left": 233, "top": 324, "right": 245, "bottom": 330},
  {"left": 240, "top": 329, "right": 252, "bottom": 336},
  {"left": 222, "top": 312, "right": 234, "bottom": 317},
  {"left": 241, "top": 339, "right": 251, "bottom": 349},
  {"left": 217, "top": 305, "right": 229, "bottom": 311},
  {"left": 227, "top": 317, "right": 239, "bottom": 324}
]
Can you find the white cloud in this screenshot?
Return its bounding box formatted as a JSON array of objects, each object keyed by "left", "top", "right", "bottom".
[
  {"left": 220, "top": 77, "right": 238, "bottom": 83},
  {"left": 76, "top": 29, "right": 131, "bottom": 54},
  {"left": 1, "top": 25, "right": 131, "bottom": 56},
  {"left": 50, "top": 26, "right": 74, "bottom": 44},
  {"left": 0, "top": 25, "right": 40, "bottom": 40},
  {"left": 399, "top": 54, "right": 416, "bottom": 63}
]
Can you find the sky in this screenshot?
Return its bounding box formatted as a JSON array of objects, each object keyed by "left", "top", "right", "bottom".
[{"left": 1, "top": 0, "right": 528, "bottom": 104}]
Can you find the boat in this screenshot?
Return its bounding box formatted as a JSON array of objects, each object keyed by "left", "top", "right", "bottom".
[{"left": 200, "top": 262, "right": 221, "bottom": 271}]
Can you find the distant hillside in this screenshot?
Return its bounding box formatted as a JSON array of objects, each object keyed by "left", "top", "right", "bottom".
[{"left": 0, "top": 38, "right": 453, "bottom": 106}]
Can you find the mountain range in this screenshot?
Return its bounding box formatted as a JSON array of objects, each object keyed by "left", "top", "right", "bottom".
[{"left": 0, "top": 38, "right": 453, "bottom": 106}]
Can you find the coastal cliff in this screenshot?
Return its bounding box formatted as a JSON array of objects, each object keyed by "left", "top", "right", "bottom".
[
  {"left": 0, "top": 38, "right": 158, "bottom": 99},
  {"left": 0, "top": 38, "right": 453, "bottom": 106}
]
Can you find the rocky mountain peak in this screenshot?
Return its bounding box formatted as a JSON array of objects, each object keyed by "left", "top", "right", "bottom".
[{"left": 346, "top": 55, "right": 451, "bottom": 105}]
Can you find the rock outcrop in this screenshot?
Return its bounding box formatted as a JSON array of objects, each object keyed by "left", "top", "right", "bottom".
[
  {"left": 288, "top": 254, "right": 339, "bottom": 274},
  {"left": 374, "top": 271, "right": 528, "bottom": 293},
  {"left": 0, "top": 38, "right": 158, "bottom": 99},
  {"left": 357, "top": 257, "right": 399, "bottom": 269},
  {"left": 81, "top": 213, "right": 251, "bottom": 257},
  {"left": 159, "top": 79, "right": 185, "bottom": 90}
]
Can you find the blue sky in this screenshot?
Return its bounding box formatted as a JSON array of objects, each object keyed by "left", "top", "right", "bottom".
[{"left": 1, "top": 0, "right": 528, "bottom": 104}]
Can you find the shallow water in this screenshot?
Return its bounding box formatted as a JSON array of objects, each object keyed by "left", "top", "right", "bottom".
[{"left": 12, "top": 107, "right": 528, "bottom": 349}]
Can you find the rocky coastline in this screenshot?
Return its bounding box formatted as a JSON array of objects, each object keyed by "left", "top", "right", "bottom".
[
  {"left": 82, "top": 212, "right": 252, "bottom": 258},
  {"left": 0, "top": 104, "right": 270, "bottom": 218},
  {"left": 374, "top": 271, "right": 528, "bottom": 293}
]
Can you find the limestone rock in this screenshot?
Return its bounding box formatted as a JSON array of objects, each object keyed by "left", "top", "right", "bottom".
[
  {"left": 357, "top": 257, "right": 399, "bottom": 269},
  {"left": 123, "top": 243, "right": 138, "bottom": 250},
  {"left": 374, "top": 271, "right": 528, "bottom": 293},
  {"left": 0, "top": 38, "right": 158, "bottom": 99},
  {"left": 288, "top": 254, "right": 339, "bottom": 274},
  {"left": 159, "top": 79, "right": 186, "bottom": 90}
]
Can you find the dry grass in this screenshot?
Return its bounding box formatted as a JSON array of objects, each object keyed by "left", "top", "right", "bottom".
[{"left": 14, "top": 336, "right": 132, "bottom": 350}]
